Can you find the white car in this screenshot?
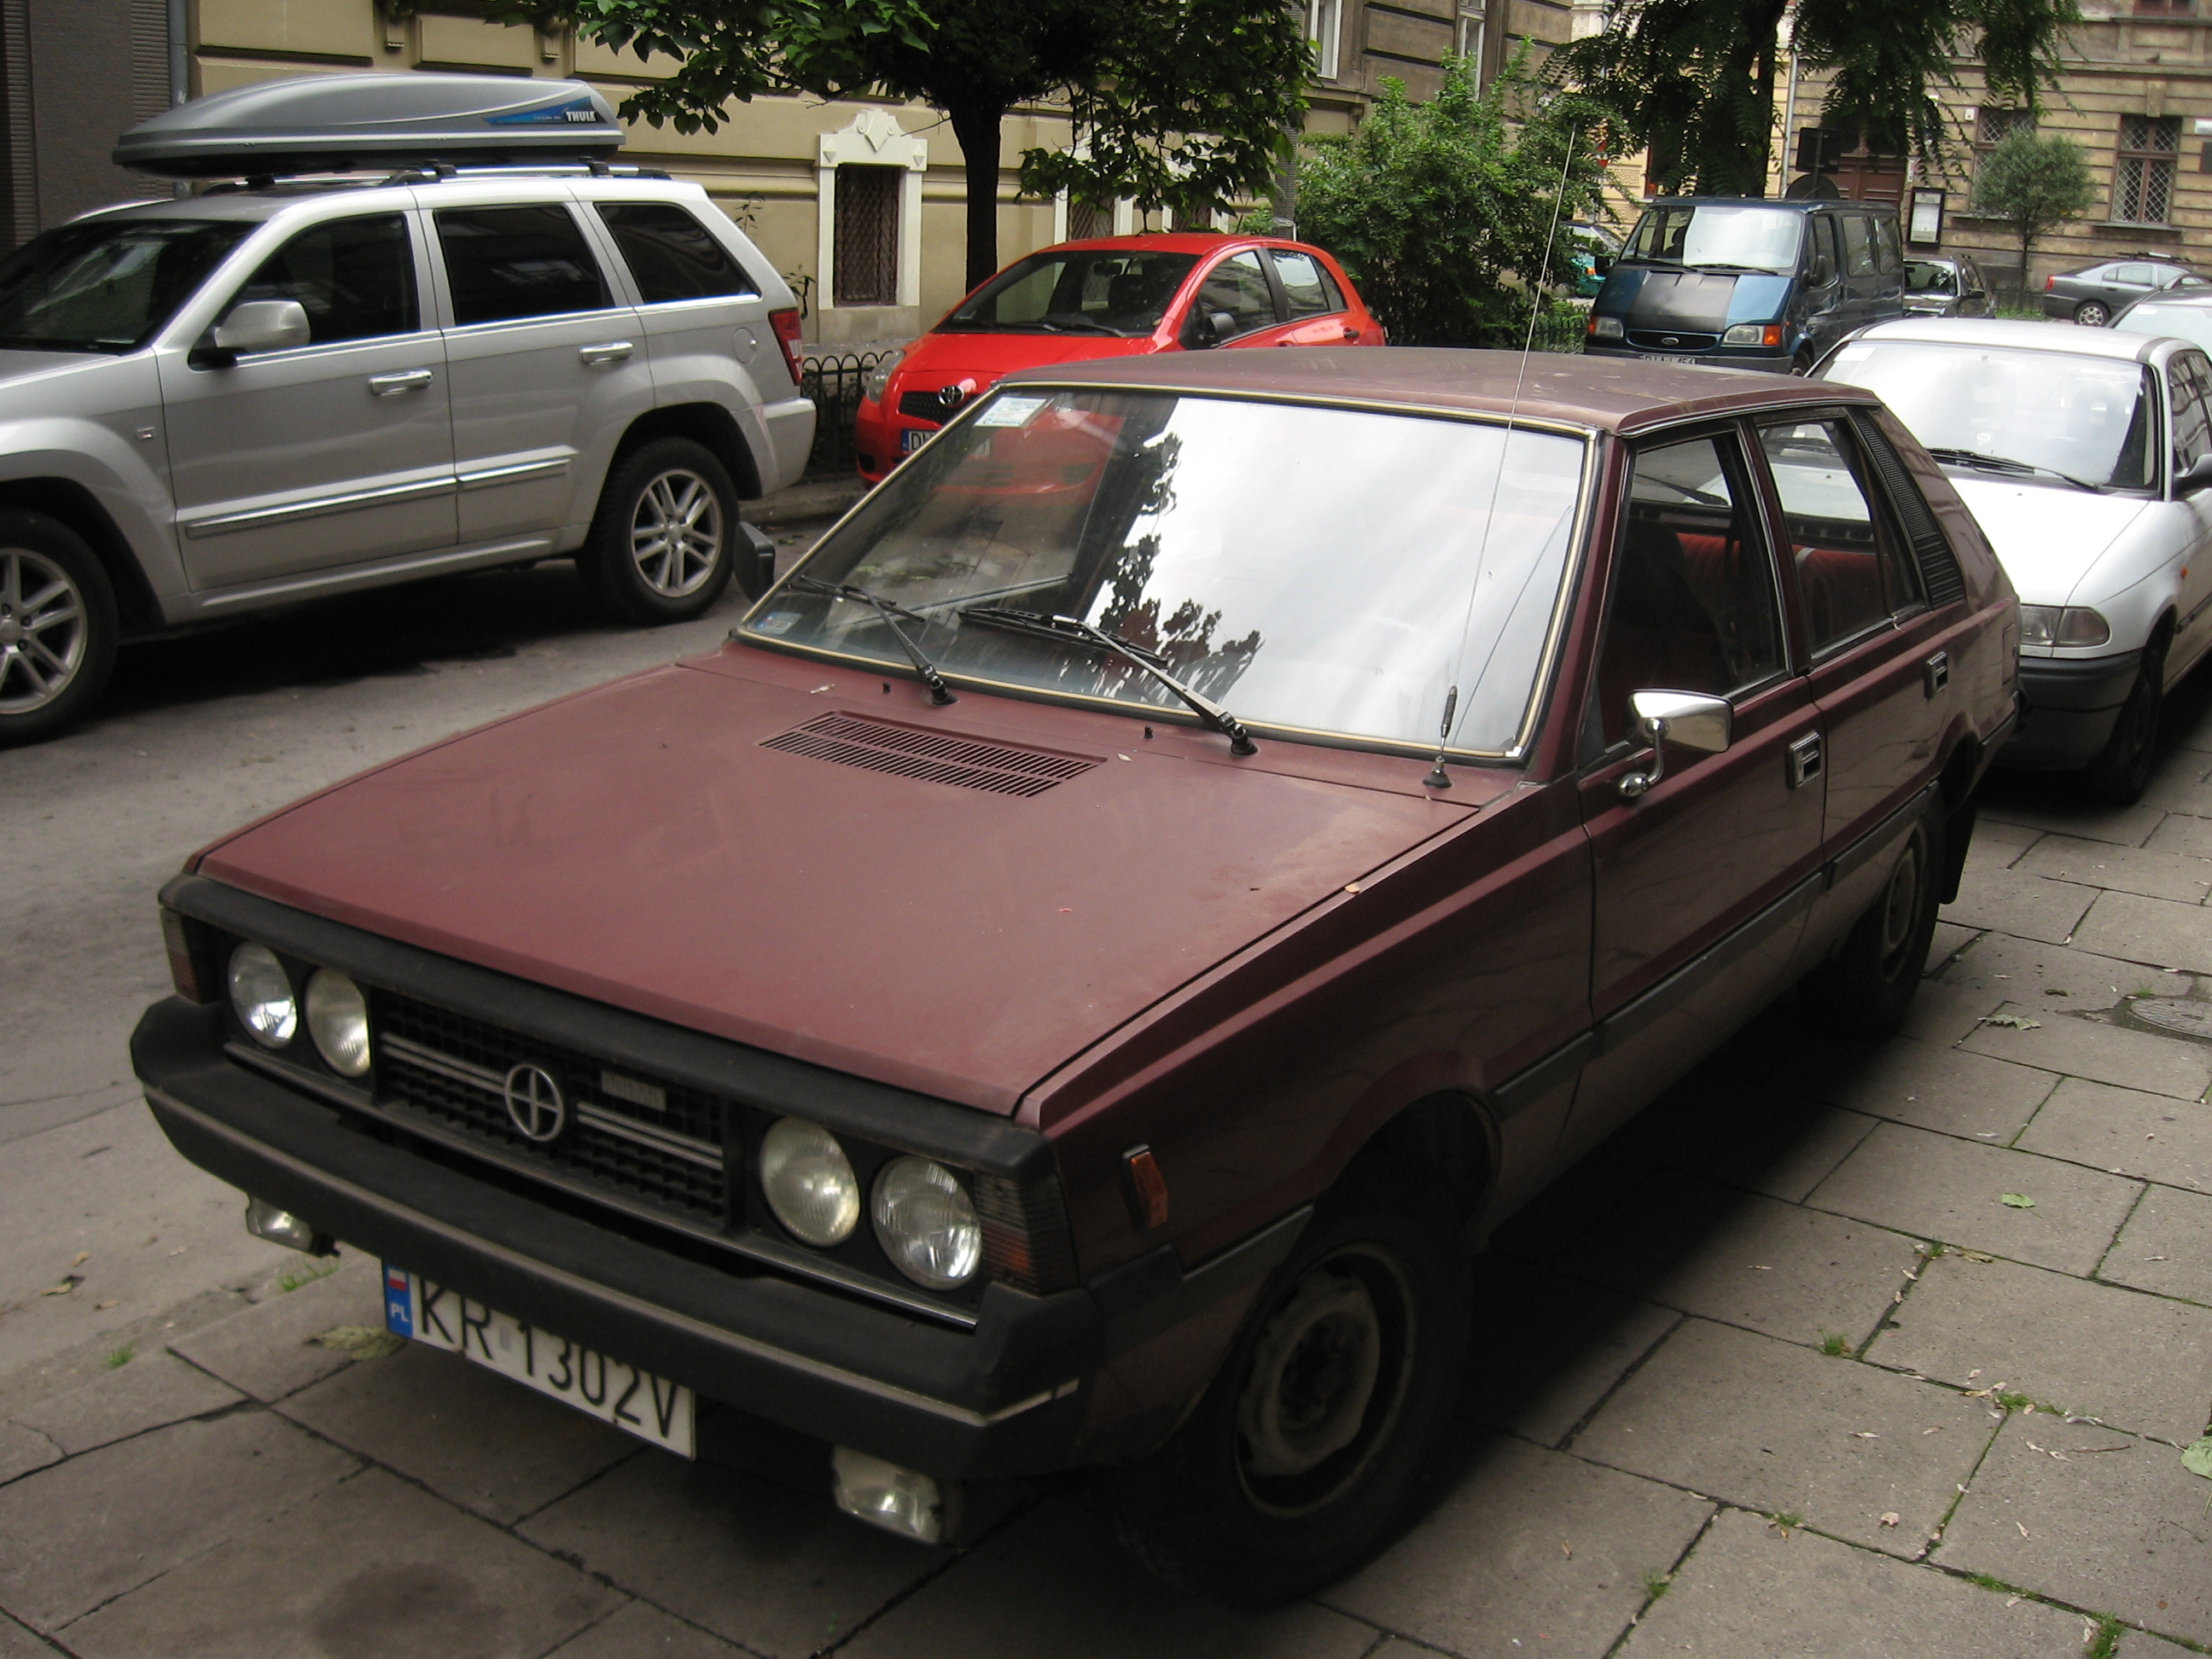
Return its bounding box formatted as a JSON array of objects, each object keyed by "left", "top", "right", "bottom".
[{"left": 1817, "top": 317, "right": 2212, "bottom": 801}]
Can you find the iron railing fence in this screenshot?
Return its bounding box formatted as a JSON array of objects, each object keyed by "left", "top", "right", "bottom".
[{"left": 799, "top": 349, "right": 895, "bottom": 479}]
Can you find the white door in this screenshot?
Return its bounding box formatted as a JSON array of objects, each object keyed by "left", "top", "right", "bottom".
[{"left": 2164, "top": 351, "right": 2212, "bottom": 681}]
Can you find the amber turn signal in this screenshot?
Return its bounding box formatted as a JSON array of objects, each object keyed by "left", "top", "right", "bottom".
[{"left": 1122, "top": 1145, "right": 1170, "bottom": 1231}]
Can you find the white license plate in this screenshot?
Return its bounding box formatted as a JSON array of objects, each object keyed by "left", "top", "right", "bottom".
[
  {"left": 382, "top": 1266, "right": 694, "bottom": 1457},
  {"left": 899, "top": 428, "right": 929, "bottom": 453}
]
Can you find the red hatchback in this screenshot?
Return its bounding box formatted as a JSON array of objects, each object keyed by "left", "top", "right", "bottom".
[{"left": 853, "top": 234, "right": 1383, "bottom": 481}]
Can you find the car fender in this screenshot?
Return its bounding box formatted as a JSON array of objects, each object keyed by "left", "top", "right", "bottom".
[
  {"left": 0, "top": 422, "right": 183, "bottom": 613},
  {"left": 2065, "top": 503, "right": 2190, "bottom": 654},
  {"left": 645, "top": 346, "right": 780, "bottom": 484}
]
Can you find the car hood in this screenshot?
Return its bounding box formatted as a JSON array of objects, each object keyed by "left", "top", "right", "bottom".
[
  {"left": 1945, "top": 477, "right": 2145, "bottom": 605},
  {"left": 0, "top": 348, "right": 133, "bottom": 393},
  {"left": 193, "top": 656, "right": 1464, "bottom": 1115},
  {"left": 895, "top": 332, "right": 1158, "bottom": 391}
]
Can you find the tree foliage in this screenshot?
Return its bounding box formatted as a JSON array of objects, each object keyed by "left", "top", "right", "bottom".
[
  {"left": 1549, "top": 0, "right": 2080, "bottom": 198},
  {"left": 1970, "top": 127, "right": 2095, "bottom": 278},
  {"left": 499, "top": 0, "right": 1311, "bottom": 289},
  {"left": 1293, "top": 52, "right": 1610, "bottom": 346}
]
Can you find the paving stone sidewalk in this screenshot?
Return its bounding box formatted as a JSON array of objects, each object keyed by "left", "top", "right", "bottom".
[{"left": 5, "top": 696, "right": 2212, "bottom": 1658}]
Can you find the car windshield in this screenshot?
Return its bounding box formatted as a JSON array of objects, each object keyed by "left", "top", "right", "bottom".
[
  {"left": 742, "top": 389, "right": 1588, "bottom": 756},
  {"left": 1819, "top": 341, "right": 2156, "bottom": 490},
  {"left": 2116, "top": 304, "right": 2212, "bottom": 352},
  {"left": 940, "top": 250, "right": 1199, "bottom": 337},
  {"left": 1622, "top": 205, "right": 1803, "bottom": 273},
  {"left": 0, "top": 216, "right": 253, "bottom": 353}
]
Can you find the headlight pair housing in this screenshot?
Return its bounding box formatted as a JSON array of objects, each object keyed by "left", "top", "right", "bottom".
[
  {"left": 2018, "top": 604, "right": 2112, "bottom": 649},
  {"left": 758, "top": 1115, "right": 982, "bottom": 1290},
  {"left": 225, "top": 941, "right": 371, "bottom": 1078}
]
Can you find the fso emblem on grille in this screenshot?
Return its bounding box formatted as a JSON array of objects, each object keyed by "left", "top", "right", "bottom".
[{"left": 503, "top": 1064, "right": 568, "bottom": 1143}]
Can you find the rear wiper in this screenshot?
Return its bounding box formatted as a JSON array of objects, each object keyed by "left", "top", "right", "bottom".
[
  {"left": 784, "top": 575, "right": 958, "bottom": 705},
  {"left": 1923, "top": 447, "right": 2104, "bottom": 493},
  {"left": 959, "top": 606, "right": 1259, "bottom": 756}
]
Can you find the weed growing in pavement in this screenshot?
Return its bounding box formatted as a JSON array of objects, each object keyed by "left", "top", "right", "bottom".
[
  {"left": 2085, "top": 1616, "right": 2123, "bottom": 1658},
  {"left": 1819, "top": 1331, "right": 1851, "bottom": 1356},
  {"left": 276, "top": 1259, "right": 339, "bottom": 1294},
  {"left": 1965, "top": 1572, "right": 2024, "bottom": 1595},
  {"left": 1639, "top": 1569, "right": 1672, "bottom": 1600},
  {"left": 105, "top": 1344, "right": 133, "bottom": 1369},
  {"left": 1770, "top": 1511, "right": 1804, "bottom": 1534}
]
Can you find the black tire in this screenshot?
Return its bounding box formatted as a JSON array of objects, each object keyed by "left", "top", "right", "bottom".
[
  {"left": 2080, "top": 648, "right": 2163, "bottom": 805},
  {"left": 0, "top": 511, "right": 119, "bottom": 748},
  {"left": 1791, "top": 351, "right": 1816, "bottom": 376},
  {"left": 1102, "top": 1155, "right": 1470, "bottom": 1605},
  {"left": 1804, "top": 812, "right": 1943, "bottom": 1038},
  {"left": 578, "top": 437, "right": 739, "bottom": 625},
  {"left": 2075, "top": 300, "right": 2111, "bottom": 327}
]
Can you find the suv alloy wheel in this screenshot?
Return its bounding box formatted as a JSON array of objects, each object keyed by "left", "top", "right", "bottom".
[
  {"left": 579, "top": 436, "right": 740, "bottom": 625},
  {"left": 0, "top": 513, "right": 119, "bottom": 748}
]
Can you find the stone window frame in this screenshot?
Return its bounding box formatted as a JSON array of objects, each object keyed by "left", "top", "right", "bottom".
[
  {"left": 2113, "top": 113, "right": 2182, "bottom": 228},
  {"left": 815, "top": 108, "right": 926, "bottom": 314}
]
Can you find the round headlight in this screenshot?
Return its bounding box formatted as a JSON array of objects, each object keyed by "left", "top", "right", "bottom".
[
  {"left": 305, "top": 969, "right": 371, "bottom": 1077},
  {"left": 862, "top": 349, "right": 902, "bottom": 404},
  {"left": 227, "top": 942, "right": 295, "bottom": 1048},
  {"left": 871, "top": 1157, "right": 981, "bottom": 1290},
  {"left": 760, "top": 1118, "right": 859, "bottom": 1246}
]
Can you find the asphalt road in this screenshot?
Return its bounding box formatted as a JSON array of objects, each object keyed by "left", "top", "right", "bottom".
[{"left": 0, "top": 531, "right": 830, "bottom": 1409}]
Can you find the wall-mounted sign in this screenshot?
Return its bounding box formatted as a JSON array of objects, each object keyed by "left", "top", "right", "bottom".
[{"left": 1907, "top": 187, "right": 1946, "bottom": 247}]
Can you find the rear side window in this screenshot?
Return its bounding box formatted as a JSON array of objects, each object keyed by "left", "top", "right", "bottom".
[
  {"left": 1759, "top": 419, "right": 1920, "bottom": 652},
  {"left": 596, "top": 203, "right": 760, "bottom": 303},
  {"left": 1270, "top": 249, "right": 1344, "bottom": 318},
  {"left": 436, "top": 205, "right": 610, "bottom": 325},
  {"left": 1841, "top": 218, "right": 1875, "bottom": 278},
  {"left": 231, "top": 212, "right": 416, "bottom": 344},
  {"left": 2168, "top": 353, "right": 2212, "bottom": 474},
  {"left": 2113, "top": 264, "right": 2155, "bottom": 287},
  {"left": 1849, "top": 410, "right": 1967, "bottom": 607}
]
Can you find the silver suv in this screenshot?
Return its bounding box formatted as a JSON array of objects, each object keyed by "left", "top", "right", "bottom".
[{"left": 0, "top": 166, "right": 813, "bottom": 744}]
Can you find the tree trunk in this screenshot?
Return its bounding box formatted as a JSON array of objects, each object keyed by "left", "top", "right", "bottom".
[{"left": 947, "top": 102, "right": 1004, "bottom": 294}]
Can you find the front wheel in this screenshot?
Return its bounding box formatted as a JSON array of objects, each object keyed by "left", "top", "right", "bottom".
[
  {"left": 2075, "top": 300, "right": 2111, "bottom": 327},
  {"left": 1804, "top": 812, "right": 1943, "bottom": 1038},
  {"left": 2080, "top": 650, "right": 2163, "bottom": 805},
  {"left": 1102, "top": 1156, "right": 1470, "bottom": 1604},
  {"left": 578, "top": 437, "right": 739, "bottom": 626},
  {"left": 0, "top": 513, "right": 119, "bottom": 748}
]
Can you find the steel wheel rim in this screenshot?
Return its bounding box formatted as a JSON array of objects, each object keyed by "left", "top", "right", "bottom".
[
  {"left": 1876, "top": 837, "right": 1924, "bottom": 969},
  {"left": 628, "top": 469, "right": 723, "bottom": 598},
  {"left": 0, "top": 547, "right": 88, "bottom": 714}
]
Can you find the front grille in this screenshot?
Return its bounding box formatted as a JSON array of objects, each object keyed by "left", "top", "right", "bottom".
[
  {"left": 1628, "top": 329, "right": 1720, "bottom": 352},
  {"left": 762, "top": 713, "right": 1097, "bottom": 796},
  {"left": 373, "top": 992, "right": 729, "bottom": 1223},
  {"left": 897, "top": 390, "right": 947, "bottom": 422}
]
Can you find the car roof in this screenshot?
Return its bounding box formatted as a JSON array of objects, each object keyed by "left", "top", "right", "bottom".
[
  {"left": 1632, "top": 196, "right": 1879, "bottom": 213},
  {"left": 1850, "top": 316, "right": 2169, "bottom": 364},
  {"left": 1032, "top": 232, "right": 1313, "bottom": 256},
  {"left": 2120, "top": 289, "right": 2212, "bottom": 310},
  {"left": 995, "top": 346, "right": 1879, "bottom": 436}
]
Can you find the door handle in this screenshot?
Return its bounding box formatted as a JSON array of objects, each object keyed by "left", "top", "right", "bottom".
[
  {"left": 1341, "top": 326, "right": 1360, "bottom": 341},
  {"left": 578, "top": 341, "right": 635, "bottom": 364},
  {"left": 1923, "top": 650, "right": 1950, "bottom": 698},
  {"left": 1787, "top": 731, "right": 1824, "bottom": 790},
  {"left": 367, "top": 369, "right": 434, "bottom": 395}
]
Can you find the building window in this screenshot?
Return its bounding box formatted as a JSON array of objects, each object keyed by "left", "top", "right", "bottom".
[
  {"left": 2114, "top": 114, "right": 2180, "bottom": 226},
  {"left": 2136, "top": 0, "right": 2194, "bottom": 14},
  {"left": 832, "top": 165, "right": 900, "bottom": 306},
  {"left": 1973, "top": 107, "right": 2034, "bottom": 183},
  {"left": 1458, "top": 0, "right": 1487, "bottom": 66},
  {"left": 1307, "top": 0, "right": 1341, "bottom": 80}
]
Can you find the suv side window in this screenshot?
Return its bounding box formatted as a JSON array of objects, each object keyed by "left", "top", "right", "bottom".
[
  {"left": 1270, "top": 249, "right": 1343, "bottom": 318},
  {"left": 1587, "top": 432, "right": 1785, "bottom": 754},
  {"left": 1759, "top": 419, "right": 1920, "bottom": 653},
  {"left": 230, "top": 212, "right": 417, "bottom": 345},
  {"left": 436, "top": 205, "right": 611, "bottom": 326},
  {"left": 1841, "top": 217, "right": 1876, "bottom": 278},
  {"left": 1190, "top": 251, "right": 1278, "bottom": 340},
  {"left": 595, "top": 203, "right": 760, "bottom": 304}
]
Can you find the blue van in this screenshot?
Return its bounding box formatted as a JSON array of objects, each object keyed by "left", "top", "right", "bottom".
[{"left": 1584, "top": 197, "right": 1906, "bottom": 373}]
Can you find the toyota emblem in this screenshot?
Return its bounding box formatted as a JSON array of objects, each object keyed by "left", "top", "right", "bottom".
[
  {"left": 503, "top": 1064, "right": 567, "bottom": 1143},
  {"left": 935, "top": 383, "right": 967, "bottom": 414}
]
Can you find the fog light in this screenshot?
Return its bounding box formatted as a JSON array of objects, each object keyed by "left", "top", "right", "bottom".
[
  {"left": 244, "top": 1196, "right": 335, "bottom": 1256},
  {"left": 832, "top": 1446, "right": 961, "bottom": 1544}
]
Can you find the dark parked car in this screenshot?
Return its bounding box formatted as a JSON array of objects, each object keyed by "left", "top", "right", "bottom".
[
  {"left": 133, "top": 352, "right": 2017, "bottom": 1601},
  {"left": 1905, "top": 254, "right": 1993, "bottom": 317},
  {"left": 2041, "top": 257, "right": 2208, "bottom": 326}
]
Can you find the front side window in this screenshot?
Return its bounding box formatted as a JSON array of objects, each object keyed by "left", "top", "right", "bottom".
[
  {"left": 1190, "top": 251, "right": 1278, "bottom": 339},
  {"left": 1759, "top": 421, "right": 1918, "bottom": 654},
  {"left": 229, "top": 213, "right": 417, "bottom": 345},
  {"left": 1271, "top": 249, "right": 1344, "bottom": 318},
  {"left": 1840, "top": 217, "right": 1875, "bottom": 278},
  {"left": 742, "top": 389, "right": 1588, "bottom": 755},
  {"left": 1591, "top": 433, "right": 1784, "bottom": 751},
  {"left": 2169, "top": 354, "right": 2212, "bottom": 474},
  {"left": 436, "top": 205, "right": 610, "bottom": 326},
  {"left": 1623, "top": 204, "right": 1805, "bottom": 275},
  {"left": 1906, "top": 260, "right": 1956, "bottom": 295},
  {"left": 943, "top": 249, "right": 1198, "bottom": 338},
  {"left": 2115, "top": 115, "right": 2181, "bottom": 227},
  {"left": 597, "top": 203, "right": 760, "bottom": 304},
  {"left": 0, "top": 217, "right": 253, "bottom": 354}
]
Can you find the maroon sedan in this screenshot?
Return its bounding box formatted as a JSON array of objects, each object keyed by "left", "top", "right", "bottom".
[{"left": 132, "top": 351, "right": 2017, "bottom": 1600}]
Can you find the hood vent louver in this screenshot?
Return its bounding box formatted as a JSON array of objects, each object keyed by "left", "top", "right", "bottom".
[{"left": 761, "top": 713, "right": 1097, "bottom": 797}]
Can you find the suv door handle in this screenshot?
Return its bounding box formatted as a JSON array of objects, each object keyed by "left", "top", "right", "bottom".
[
  {"left": 367, "top": 369, "right": 434, "bottom": 395},
  {"left": 578, "top": 341, "right": 635, "bottom": 364}
]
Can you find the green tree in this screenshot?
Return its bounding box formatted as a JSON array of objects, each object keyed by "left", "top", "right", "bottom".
[
  {"left": 1971, "top": 128, "right": 2095, "bottom": 289},
  {"left": 1549, "top": 0, "right": 2079, "bottom": 199},
  {"left": 1293, "top": 51, "right": 1610, "bottom": 346},
  {"left": 504, "top": 0, "right": 1311, "bottom": 290}
]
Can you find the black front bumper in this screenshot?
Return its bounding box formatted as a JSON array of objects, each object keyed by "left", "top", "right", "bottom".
[{"left": 2001, "top": 649, "right": 2144, "bottom": 771}]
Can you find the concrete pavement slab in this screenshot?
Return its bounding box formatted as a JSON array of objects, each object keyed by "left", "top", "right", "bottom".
[
  {"left": 1940, "top": 864, "right": 2097, "bottom": 943},
  {"left": 1488, "top": 1156, "right": 1646, "bottom": 1266},
  {"left": 166, "top": 1249, "right": 385, "bottom": 1402},
  {"left": 277, "top": 1341, "right": 637, "bottom": 1524},
  {"left": 61, "top": 1466, "right": 622, "bottom": 1659},
  {"left": 544, "top": 1602, "right": 747, "bottom": 1659},
  {"left": 1647, "top": 1097, "right": 1880, "bottom": 1206},
  {"left": 845, "top": 1499, "right": 1380, "bottom": 1659},
  {"left": 0, "top": 1615, "right": 63, "bottom": 1658},
  {"left": 1937, "top": 1418, "right": 2212, "bottom": 1648},
  {"left": 1460, "top": 1257, "right": 1679, "bottom": 1446},
  {"left": 2013, "top": 835, "right": 2212, "bottom": 904},
  {"left": 2147, "top": 813, "right": 2212, "bottom": 860},
  {"left": 2075, "top": 890, "right": 2212, "bottom": 976},
  {"left": 0, "top": 1423, "right": 57, "bottom": 1487},
  {"left": 0, "top": 1410, "right": 358, "bottom": 1630},
  {"left": 1960, "top": 1004, "right": 2212, "bottom": 1102},
  {"left": 2104, "top": 1185, "right": 2212, "bottom": 1305},
  {"left": 2018, "top": 1077, "right": 2212, "bottom": 1190},
  {"left": 517, "top": 1444, "right": 941, "bottom": 1659},
  {"left": 2140, "top": 765, "right": 2212, "bottom": 818},
  {"left": 9, "top": 1349, "right": 241, "bottom": 1457},
  {"left": 1320, "top": 1435, "right": 1712, "bottom": 1659},
  {"left": 2119, "top": 1633, "right": 2206, "bottom": 1657},
  {"left": 1899, "top": 980, "right": 2011, "bottom": 1046},
  {"left": 1970, "top": 818, "right": 2046, "bottom": 851},
  {"left": 1807, "top": 1122, "right": 2142, "bottom": 1274},
  {"left": 1939, "top": 932, "right": 2191, "bottom": 1011},
  {"left": 1569, "top": 1318, "right": 2000, "bottom": 1557},
  {"left": 1615, "top": 1506, "right": 2090, "bottom": 1658},
  {"left": 1555, "top": 1173, "right": 1924, "bottom": 1350},
  {"left": 1927, "top": 920, "right": 1982, "bottom": 974},
  {"left": 1867, "top": 1252, "right": 2212, "bottom": 1443},
  {"left": 1795, "top": 1039, "right": 2058, "bottom": 1141},
  {"left": 1976, "top": 795, "right": 2165, "bottom": 847}
]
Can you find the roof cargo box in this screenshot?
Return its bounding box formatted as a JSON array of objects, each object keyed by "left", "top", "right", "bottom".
[{"left": 114, "top": 73, "right": 622, "bottom": 180}]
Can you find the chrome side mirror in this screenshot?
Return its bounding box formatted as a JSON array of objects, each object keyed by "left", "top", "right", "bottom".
[
  {"left": 211, "top": 299, "right": 311, "bottom": 357},
  {"left": 1618, "top": 690, "right": 1732, "bottom": 799}
]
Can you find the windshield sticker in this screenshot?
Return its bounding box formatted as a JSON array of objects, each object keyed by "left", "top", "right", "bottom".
[
  {"left": 975, "top": 395, "right": 1052, "bottom": 428},
  {"left": 754, "top": 609, "right": 800, "bottom": 636}
]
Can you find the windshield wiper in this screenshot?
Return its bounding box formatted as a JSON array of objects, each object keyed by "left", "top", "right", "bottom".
[
  {"left": 1923, "top": 447, "right": 2104, "bottom": 493},
  {"left": 959, "top": 606, "right": 1259, "bottom": 756},
  {"left": 784, "top": 575, "right": 958, "bottom": 705},
  {"left": 1038, "top": 315, "right": 1124, "bottom": 335},
  {"left": 1686, "top": 263, "right": 1781, "bottom": 276}
]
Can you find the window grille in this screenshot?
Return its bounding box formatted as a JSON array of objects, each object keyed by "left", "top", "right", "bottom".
[
  {"left": 2135, "top": 0, "right": 2193, "bottom": 15},
  {"left": 1068, "top": 199, "right": 1112, "bottom": 242},
  {"left": 833, "top": 165, "right": 900, "bottom": 307},
  {"left": 2114, "top": 114, "right": 2180, "bottom": 226},
  {"left": 1972, "top": 107, "right": 2034, "bottom": 187}
]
